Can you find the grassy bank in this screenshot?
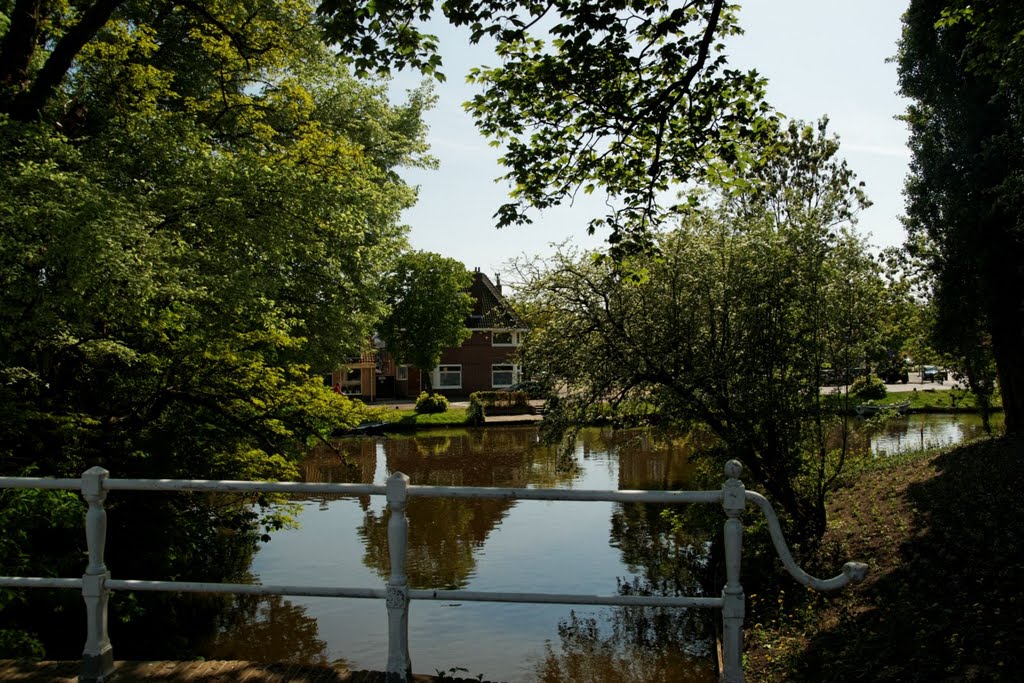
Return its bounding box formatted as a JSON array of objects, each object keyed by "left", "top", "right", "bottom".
[
  {"left": 372, "top": 407, "right": 471, "bottom": 428},
  {"left": 823, "top": 386, "right": 1002, "bottom": 413},
  {"left": 745, "top": 435, "right": 1024, "bottom": 681},
  {"left": 872, "top": 387, "right": 1000, "bottom": 411}
]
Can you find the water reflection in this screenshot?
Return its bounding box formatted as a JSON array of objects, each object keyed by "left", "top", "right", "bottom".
[
  {"left": 202, "top": 593, "right": 332, "bottom": 665},
  {"left": 535, "top": 607, "right": 716, "bottom": 683},
  {"left": 209, "top": 416, "right": 988, "bottom": 681},
  {"left": 869, "top": 413, "right": 1003, "bottom": 456},
  {"left": 359, "top": 497, "right": 514, "bottom": 589}
]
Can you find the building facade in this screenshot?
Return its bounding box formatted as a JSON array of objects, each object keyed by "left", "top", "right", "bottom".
[{"left": 330, "top": 268, "right": 527, "bottom": 400}]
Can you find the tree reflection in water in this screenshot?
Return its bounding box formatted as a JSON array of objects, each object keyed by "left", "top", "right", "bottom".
[
  {"left": 535, "top": 605, "right": 715, "bottom": 683},
  {"left": 534, "top": 501, "right": 716, "bottom": 682},
  {"left": 358, "top": 428, "right": 574, "bottom": 589},
  {"left": 201, "top": 592, "right": 334, "bottom": 666},
  {"left": 538, "top": 429, "right": 717, "bottom": 682},
  {"left": 294, "top": 426, "right": 719, "bottom": 679}
]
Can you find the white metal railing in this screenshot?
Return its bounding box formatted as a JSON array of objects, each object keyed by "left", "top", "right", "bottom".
[{"left": 0, "top": 461, "right": 867, "bottom": 683}]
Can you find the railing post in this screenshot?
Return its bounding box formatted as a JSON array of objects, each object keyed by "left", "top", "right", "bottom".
[
  {"left": 80, "top": 466, "right": 114, "bottom": 682},
  {"left": 385, "top": 472, "right": 412, "bottom": 683},
  {"left": 720, "top": 460, "right": 746, "bottom": 683}
]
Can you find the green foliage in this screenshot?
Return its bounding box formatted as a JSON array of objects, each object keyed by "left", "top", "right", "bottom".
[
  {"left": 415, "top": 391, "right": 450, "bottom": 414},
  {"left": 378, "top": 407, "right": 469, "bottom": 427},
  {"left": 897, "top": 0, "right": 1024, "bottom": 434},
  {"left": 0, "top": 0, "right": 431, "bottom": 657},
  {"left": 516, "top": 119, "right": 882, "bottom": 542},
  {"left": 851, "top": 375, "right": 887, "bottom": 401},
  {"left": 465, "top": 1, "right": 776, "bottom": 255},
  {"left": 378, "top": 251, "right": 474, "bottom": 391},
  {"left": 467, "top": 395, "right": 486, "bottom": 426},
  {"left": 318, "top": 0, "right": 777, "bottom": 255}
]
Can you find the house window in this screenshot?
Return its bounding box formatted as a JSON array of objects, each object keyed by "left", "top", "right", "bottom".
[
  {"left": 436, "top": 365, "right": 462, "bottom": 390},
  {"left": 397, "top": 365, "right": 409, "bottom": 381},
  {"left": 492, "top": 364, "right": 518, "bottom": 388},
  {"left": 341, "top": 368, "right": 361, "bottom": 395},
  {"left": 492, "top": 330, "right": 520, "bottom": 346}
]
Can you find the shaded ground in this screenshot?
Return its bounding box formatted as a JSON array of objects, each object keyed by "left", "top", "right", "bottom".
[{"left": 745, "top": 435, "right": 1024, "bottom": 682}]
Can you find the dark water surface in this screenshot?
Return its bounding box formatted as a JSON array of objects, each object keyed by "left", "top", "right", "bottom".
[{"left": 199, "top": 415, "right": 998, "bottom": 682}]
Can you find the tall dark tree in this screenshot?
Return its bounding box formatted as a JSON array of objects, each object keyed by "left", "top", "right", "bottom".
[{"left": 897, "top": 0, "right": 1024, "bottom": 434}]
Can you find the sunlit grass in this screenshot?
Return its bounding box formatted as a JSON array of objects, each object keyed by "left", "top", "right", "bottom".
[
  {"left": 374, "top": 408, "right": 471, "bottom": 427},
  {"left": 824, "top": 386, "right": 1002, "bottom": 412}
]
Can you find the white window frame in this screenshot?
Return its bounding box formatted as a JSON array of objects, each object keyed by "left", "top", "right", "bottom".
[
  {"left": 491, "top": 330, "right": 522, "bottom": 347},
  {"left": 491, "top": 363, "right": 518, "bottom": 388},
  {"left": 396, "top": 365, "right": 409, "bottom": 381},
  {"left": 434, "top": 364, "right": 462, "bottom": 390}
]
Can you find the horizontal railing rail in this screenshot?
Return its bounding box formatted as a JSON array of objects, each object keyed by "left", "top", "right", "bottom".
[{"left": 0, "top": 461, "right": 866, "bottom": 683}]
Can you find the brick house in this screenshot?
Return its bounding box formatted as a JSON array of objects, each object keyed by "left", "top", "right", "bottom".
[{"left": 329, "top": 268, "right": 527, "bottom": 400}]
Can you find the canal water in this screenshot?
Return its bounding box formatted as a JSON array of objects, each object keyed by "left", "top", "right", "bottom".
[{"left": 198, "top": 414, "right": 998, "bottom": 682}]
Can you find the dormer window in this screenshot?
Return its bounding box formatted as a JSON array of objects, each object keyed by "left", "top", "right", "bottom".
[{"left": 492, "top": 330, "right": 521, "bottom": 346}]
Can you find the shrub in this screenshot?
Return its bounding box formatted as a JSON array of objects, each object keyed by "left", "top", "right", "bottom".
[
  {"left": 851, "top": 374, "right": 887, "bottom": 400},
  {"left": 467, "top": 393, "right": 486, "bottom": 425},
  {"left": 414, "top": 391, "right": 449, "bottom": 413}
]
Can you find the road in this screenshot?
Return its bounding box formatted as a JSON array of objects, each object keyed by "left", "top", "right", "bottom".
[{"left": 821, "top": 371, "right": 951, "bottom": 394}]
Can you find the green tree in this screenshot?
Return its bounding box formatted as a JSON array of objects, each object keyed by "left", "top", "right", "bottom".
[
  {"left": 378, "top": 251, "right": 473, "bottom": 393},
  {"left": 513, "top": 121, "right": 881, "bottom": 542},
  {"left": 897, "top": 0, "right": 1024, "bottom": 434},
  {"left": 319, "top": 0, "right": 775, "bottom": 255},
  {"left": 0, "top": 0, "right": 431, "bottom": 656}
]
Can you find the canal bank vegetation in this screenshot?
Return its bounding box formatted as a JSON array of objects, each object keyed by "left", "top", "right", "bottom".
[
  {"left": 743, "top": 435, "right": 1024, "bottom": 681},
  {"left": 824, "top": 385, "right": 1003, "bottom": 414},
  {"left": 372, "top": 407, "right": 471, "bottom": 429}
]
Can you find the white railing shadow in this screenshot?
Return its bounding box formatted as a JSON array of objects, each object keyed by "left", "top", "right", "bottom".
[{"left": 0, "top": 460, "right": 866, "bottom": 683}]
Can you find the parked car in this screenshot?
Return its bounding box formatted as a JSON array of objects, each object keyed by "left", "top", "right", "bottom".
[
  {"left": 879, "top": 358, "right": 910, "bottom": 384},
  {"left": 921, "top": 365, "right": 947, "bottom": 382}
]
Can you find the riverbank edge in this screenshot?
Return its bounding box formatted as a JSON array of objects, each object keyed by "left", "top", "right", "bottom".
[
  {"left": 742, "top": 434, "right": 1023, "bottom": 682},
  {"left": 343, "top": 404, "right": 1000, "bottom": 436}
]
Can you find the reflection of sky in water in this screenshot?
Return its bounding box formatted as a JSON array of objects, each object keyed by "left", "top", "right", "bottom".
[{"left": 870, "top": 414, "right": 999, "bottom": 456}]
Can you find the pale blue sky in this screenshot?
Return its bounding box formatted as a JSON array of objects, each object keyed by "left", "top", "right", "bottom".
[{"left": 392, "top": 0, "right": 910, "bottom": 277}]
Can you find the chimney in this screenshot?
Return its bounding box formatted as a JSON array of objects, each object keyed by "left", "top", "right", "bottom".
[{"left": 495, "top": 273, "right": 502, "bottom": 294}]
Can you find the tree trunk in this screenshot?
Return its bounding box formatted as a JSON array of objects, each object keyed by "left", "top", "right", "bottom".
[
  {"left": 1, "top": 0, "right": 123, "bottom": 121},
  {"left": 985, "top": 223, "right": 1024, "bottom": 435},
  {"left": 989, "top": 293, "right": 1023, "bottom": 435}
]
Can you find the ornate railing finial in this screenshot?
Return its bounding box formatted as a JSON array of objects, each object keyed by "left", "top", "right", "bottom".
[{"left": 725, "top": 459, "right": 743, "bottom": 480}]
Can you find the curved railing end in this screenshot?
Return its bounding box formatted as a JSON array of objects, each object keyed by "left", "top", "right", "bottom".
[{"left": 843, "top": 561, "right": 869, "bottom": 583}]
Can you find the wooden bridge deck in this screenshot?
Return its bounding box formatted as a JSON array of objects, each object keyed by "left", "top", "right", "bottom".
[{"left": 0, "top": 661, "right": 490, "bottom": 682}]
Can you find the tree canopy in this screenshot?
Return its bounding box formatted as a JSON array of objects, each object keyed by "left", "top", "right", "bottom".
[
  {"left": 377, "top": 251, "right": 474, "bottom": 391},
  {"left": 897, "top": 0, "right": 1024, "bottom": 434},
  {"left": 512, "top": 120, "right": 885, "bottom": 541},
  {"left": 0, "top": 0, "right": 432, "bottom": 656},
  {"left": 319, "top": 0, "right": 776, "bottom": 255}
]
